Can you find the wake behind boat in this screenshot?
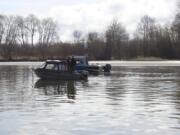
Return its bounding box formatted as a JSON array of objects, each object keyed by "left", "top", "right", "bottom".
[{"left": 34, "top": 60, "right": 88, "bottom": 80}]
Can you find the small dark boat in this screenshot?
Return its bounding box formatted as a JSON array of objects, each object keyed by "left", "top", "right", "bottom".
[
  {"left": 73, "top": 56, "right": 112, "bottom": 75},
  {"left": 34, "top": 60, "right": 88, "bottom": 80}
]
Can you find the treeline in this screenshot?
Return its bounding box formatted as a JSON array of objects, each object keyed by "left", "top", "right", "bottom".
[
  {"left": 0, "top": 10, "right": 180, "bottom": 60},
  {"left": 0, "top": 14, "right": 59, "bottom": 60}
]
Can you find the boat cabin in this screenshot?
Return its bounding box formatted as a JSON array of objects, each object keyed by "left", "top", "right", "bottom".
[
  {"left": 42, "top": 60, "right": 68, "bottom": 71},
  {"left": 35, "top": 59, "right": 88, "bottom": 80},
  {"left": 69, "top": 56, "right": 88, "bottom": 65}
]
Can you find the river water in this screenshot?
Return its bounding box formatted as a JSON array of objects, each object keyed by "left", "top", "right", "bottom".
[{"left": 0, "top": 62, "right": 180, "bottom": 135}]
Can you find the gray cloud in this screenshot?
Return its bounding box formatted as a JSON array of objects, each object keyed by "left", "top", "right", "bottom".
[
  {"left": 47, "top": 0, "right": 177, "bottom": 41},
  {"left": 0, "top": 0, "right": 177, "bottom": 41}
]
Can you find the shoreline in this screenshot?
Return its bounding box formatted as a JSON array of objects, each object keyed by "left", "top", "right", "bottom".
[
  {"left": 0, "top": 57, "right": 175, "bottom": 62},
  {"left": 0, "top": 60, "right": 180, "bottom": 67}
]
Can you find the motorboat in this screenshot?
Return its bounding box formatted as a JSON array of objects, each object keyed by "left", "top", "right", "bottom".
[
  {"left": 73, "top": 56, "right": 112, "bottom": 75},
  {"left": 34, "top": 60, "right": 88, "bottom": 80}
]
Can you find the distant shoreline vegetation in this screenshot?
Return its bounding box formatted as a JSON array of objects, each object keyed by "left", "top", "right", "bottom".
[
  {"left": 0, "top": 57, "right": 171, "bottom": 62},
  {"left": 0, "top": 6, "right": 180, "bottom": 61}
]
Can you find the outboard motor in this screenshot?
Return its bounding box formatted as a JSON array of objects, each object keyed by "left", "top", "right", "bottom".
[
  {"left": 103, "top": 64, "right": 111, "bottom": 72},
  {"left": 80, "top": 70, "right": 89, "bottom": 80}
]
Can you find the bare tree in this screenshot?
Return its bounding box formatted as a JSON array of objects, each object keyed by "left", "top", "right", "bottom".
[
  {"left": 172, "top": 13, "right": 180, "bottom": 41},
  {"left": 1, "top": 16, "right": 19, "bottom": 59},
  {"left": 26, "top": 14, "right": 39, "bottom": 47},
  {"left": 136, "top": 15, "right": 156, "bottom": 56},
  {"left": 87, "top": 32, "right": 105, "bottom": 59},
  {"left": 0, "top": 15, "right": 6, "bottom": 44},
  {"left": 38, "top": 17, "right": 59, "bottom": 45},
  {"left": 105, "top": 19, "right": 128, "bottom": 59},
  {"left": 16, "top": 16, "right": 28, "bottom": 45},
  {"left": 73, "top": 30, "right": 82, "bottom": 43},
  {"left": 4, "top": 16, "right": 19, "bottom": 45}
]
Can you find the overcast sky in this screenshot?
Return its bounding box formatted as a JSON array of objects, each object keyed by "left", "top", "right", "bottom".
[{"left": 0, "top": 0, "right": 178, "bottom": 41}]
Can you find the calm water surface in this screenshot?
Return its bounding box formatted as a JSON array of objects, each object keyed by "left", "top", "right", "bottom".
[{"left": 0, "top": 62, "right": 180, "bottom": 135}]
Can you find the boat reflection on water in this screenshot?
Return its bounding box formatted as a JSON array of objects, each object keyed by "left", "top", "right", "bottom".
[{"left": 35, "top": 79, "right": 77, "bottom": 99}]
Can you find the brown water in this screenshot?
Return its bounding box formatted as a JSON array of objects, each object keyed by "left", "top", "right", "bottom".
[{"left": 0, "top": 63, "right": 180, "bottom": 135}]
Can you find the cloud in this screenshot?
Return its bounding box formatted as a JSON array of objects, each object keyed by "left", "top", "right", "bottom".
[
  {"left": 47, "top": 0, "right": 177, "bottom": 41},
  {"left": 0, "top": 0, "right": 177, "bottom": 41}
]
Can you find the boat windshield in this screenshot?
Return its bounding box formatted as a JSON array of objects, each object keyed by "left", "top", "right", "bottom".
[
  {"left": 45, "top": 63, "right": 58, "bottom": 71},
  {"left": 39, "top": 63, "right": 46, "bottom": 69}
]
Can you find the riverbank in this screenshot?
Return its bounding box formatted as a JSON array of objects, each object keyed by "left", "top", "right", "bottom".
[
  {"left": 0, "top": 61, "right": 180, "bottom": 67},
  {"left": 0, "top": 56, "right": 172, "bottom": 62}
]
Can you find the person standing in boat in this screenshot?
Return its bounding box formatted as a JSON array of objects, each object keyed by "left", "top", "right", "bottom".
[
  {"left": 67, "top": 57, "right": 71, "bottom": 71},
  {"left": 70, "top": 56, "right": 76, "bottom": 72}
]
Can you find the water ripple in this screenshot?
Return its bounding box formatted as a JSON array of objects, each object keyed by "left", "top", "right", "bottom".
[{"left": 0, "top": 65, "right": 180, "bottom": 134}]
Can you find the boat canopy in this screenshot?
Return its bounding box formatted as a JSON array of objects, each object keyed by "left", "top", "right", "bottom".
[
  {"left": 45, "top": 60, "right": 66, "bottom": 64},
  {"left": 44, "top": 60, "right": 68, "bottom": 71},
  {"left": 69, "top": 56, "right": 88, "bottom": 65}
]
